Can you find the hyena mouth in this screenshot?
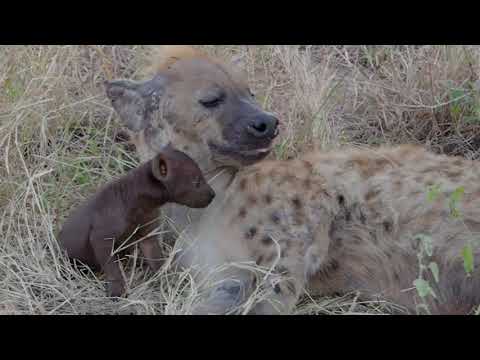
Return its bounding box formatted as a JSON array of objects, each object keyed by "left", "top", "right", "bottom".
[{"left": 208, "top": 142, "right": 273, "bottom": 165}]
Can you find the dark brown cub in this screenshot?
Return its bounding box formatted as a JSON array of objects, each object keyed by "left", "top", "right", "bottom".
[{"left": 57, "top": 144, "right": 215, "bottom": 297}]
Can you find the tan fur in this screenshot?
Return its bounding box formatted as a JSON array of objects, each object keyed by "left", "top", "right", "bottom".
[
  {"left": 143, "top": 46, "right": 214, "bottom": 75},
  {"left": 179, "top": 144, "right": 480, "bottom": 315}
]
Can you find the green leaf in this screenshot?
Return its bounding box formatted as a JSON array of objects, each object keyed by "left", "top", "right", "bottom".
[
  {"left": 429, "top": 262, "right": 440, "bottom": 283},
  {"left": 427, "top": 184, "right": 442, "bottom": 203},
  {"left": 413, "top": 234, "right": 434, "bottom": 257},
  {"left": 450, "top": 186, "right": 465, "bottom": 203},
  {"left": 451, "top": 88, "right": 465, "bottom": 101},
  {"left": 413, "top": 279, "right": 435, "bottom": 298},
  {"left": 462, "top": 243, "right": 475, "bottom": 275},
  {"left": 451, "top": 105, "right": 461, "bottom": 118},
  {"left": 449, "top": 186, "right": 465, "bottom": 218},
  {"left": 422, "top": 236, "right": 434, "bottom": 257}
]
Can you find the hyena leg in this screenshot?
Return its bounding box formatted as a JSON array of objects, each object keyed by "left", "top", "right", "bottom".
[
  {"left": 89, "top": 230, "right": 125, "bottom": 298},
  {"left": 248, "top": 260, "right": 306, "bottom": 315},
  {"left": 191, "top": 270, "right": 254, "bottom": 315},
  {"left": 249, "top": 223, "right": 333, "bottom": 314},
  {"left": 191, "top": 263, "right": 305, "bottom": 315}
]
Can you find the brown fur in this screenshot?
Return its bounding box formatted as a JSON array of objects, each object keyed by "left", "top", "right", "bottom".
[
  {"left": 178, "top": 144, "right": 480, "bottom": 315},
  {"left": 58, "top": 145, "right": 215, "bottom": 297}
]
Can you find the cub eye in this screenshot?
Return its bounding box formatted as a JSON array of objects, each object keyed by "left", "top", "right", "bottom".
[
  {"left": 193, "top": 177, "right": 202, "bottom": 188},
  {"left": 199, "top": 98, "right": 223, "bottom": 109}
]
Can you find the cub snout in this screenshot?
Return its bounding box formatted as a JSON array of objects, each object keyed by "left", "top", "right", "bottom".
[{"left": 191, "top": 186, "right": 216, "bottom": 208}]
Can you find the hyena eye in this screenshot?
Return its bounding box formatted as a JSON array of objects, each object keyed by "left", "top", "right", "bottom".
[{"left": 199, "top": 97, "right": 223, "bottom": 109}]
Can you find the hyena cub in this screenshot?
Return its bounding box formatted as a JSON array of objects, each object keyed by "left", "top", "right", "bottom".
[{"left": 58, "top": 144, "right": 215, "bottom": 297}]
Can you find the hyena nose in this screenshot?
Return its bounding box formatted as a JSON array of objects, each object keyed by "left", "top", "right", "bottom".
[{"left": 246, "top": 114, "right": 280, "bottom": 139}]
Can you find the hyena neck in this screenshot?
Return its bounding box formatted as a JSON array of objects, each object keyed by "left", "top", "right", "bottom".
[{"left": 205, "top": 165, "right": 238, "bottom": 194}]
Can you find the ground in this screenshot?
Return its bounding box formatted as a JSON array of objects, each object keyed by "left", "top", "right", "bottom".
[{"left": 1, "top": 45, "right": 480, "bottom": 315}]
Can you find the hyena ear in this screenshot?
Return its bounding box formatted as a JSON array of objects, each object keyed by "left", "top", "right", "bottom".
[
  {"left": 105, "top": 79, "right": 148, "bottom": 132},
  {"left": 105, "top": 75, "right": 168, "bottom": 132}
]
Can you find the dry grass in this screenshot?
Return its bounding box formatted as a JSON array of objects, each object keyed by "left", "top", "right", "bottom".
[{"left": 1, "top": 45, "right": 480, "bottom": 315}]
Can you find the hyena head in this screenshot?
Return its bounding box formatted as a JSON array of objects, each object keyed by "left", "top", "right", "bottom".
[{"left": 105, "top": 46, "right": 280, "bottom": 172}]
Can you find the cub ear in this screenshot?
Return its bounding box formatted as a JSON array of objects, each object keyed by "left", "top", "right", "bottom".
[
  {"left": 105, "top": 79, "right": 148, "bottom": 132},
  {"left": 151, "top": 154, "right": 170, "bottom": 182}
]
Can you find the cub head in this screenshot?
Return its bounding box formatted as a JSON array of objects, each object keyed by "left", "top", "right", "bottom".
[{"left": 151, "top": 144, "right": 215, "bottom": 208}]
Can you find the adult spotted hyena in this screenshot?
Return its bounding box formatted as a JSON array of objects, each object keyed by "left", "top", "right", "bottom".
[
  {"left": 105, "top": 46, "right": 279, "bottom": 245},
  {"left": 179, "top": 144, "right": 480, "bottom": 315}
]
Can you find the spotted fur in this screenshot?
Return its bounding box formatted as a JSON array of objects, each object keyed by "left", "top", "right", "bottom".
[{"left": 179, "top": 144, "right": 480, "bottom": 315}]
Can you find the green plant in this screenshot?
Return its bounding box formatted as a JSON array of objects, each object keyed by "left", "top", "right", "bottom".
[
  {"left": 412, "top": 233, "right": 439, "bottom": 315},
  {"left": 445, "top": 185, "right": 477, "bottom": 276},
  {"left": 426, "top": 184, "right": 442, "bottom": 203},
  {"left": 415, "top": 184, "right": 468, "bottom": 313},
  {"left": 4, "top": 77, "right": 23, "bottom": 101},
  {"left": 449, "top": 84, "right": 480, "bottom": 125},
  {"left": 449, "top": 186, "right": 465, "bottom": 218}
]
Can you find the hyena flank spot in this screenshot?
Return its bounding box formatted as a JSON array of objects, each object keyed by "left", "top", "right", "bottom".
[
  {"left": 105, "top": 45, "right": 280, "bottom": 247},
  {"left": 180, "top": 144, "right": 480, "bottom": 315}
]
